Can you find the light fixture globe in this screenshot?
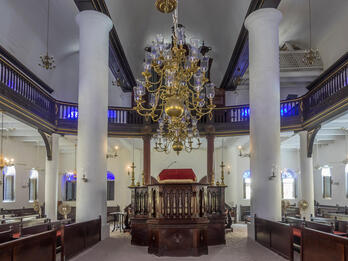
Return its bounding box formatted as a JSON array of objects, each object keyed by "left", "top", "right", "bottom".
[
  {"left": 172, "top": 140, "right": 183, "bottom": 154},
  {"left": 165, "top": 96, "right": 184, "bottom": 118},
  {"left": 155, "top": 0, "right": 177, "bottom": 13}
]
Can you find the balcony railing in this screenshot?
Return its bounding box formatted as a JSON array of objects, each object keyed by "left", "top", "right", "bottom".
[{"left": 0, "top": 50, "right": 347, "bottom": 135}]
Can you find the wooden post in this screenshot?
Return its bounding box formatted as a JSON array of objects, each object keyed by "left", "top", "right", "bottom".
[
  {"left": 206, "top": 135, "right": 215, "bottom": 185},
  {"left": 143, "top": 135, "right": 151, "bottom": 185}
]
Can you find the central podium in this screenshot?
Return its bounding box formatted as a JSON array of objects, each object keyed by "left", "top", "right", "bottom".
[{"left": 129, "top": 169, "right": 226, "bottom": 256}]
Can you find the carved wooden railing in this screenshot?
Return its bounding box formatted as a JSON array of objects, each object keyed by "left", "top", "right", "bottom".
[
  {"left": 0, "top": 48, "right": 347, "bottom": 135},
  {"left": 130, "top": 184, "right": 226, "bottom": 220}
]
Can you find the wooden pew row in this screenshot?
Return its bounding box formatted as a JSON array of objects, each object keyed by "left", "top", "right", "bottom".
[
  {"left": 0, "top": 230, "right": 57, "bottom": 261},
  {"left": 301, "top": 227, "right": 348, "bottom": 261},
  {"left": 0, "top": 207, "right": 38, "bottom": 217},
  {"left": 255, "top": 217, "right": 294, "bottom": 261},
  {"left": 61, "top": 216, "right": 101, "bottom": 261},
  {"left": 0, "top": 217, "right": 101, "bottom": 261}
]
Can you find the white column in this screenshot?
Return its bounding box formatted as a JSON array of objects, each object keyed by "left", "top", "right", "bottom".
[
  {"left": 75, "top": 10, "right": 113, "bottom": 239},
  {"left": 45, "top": 133, "right": 59, "bottom": 220},
  {"left": 245, "top": 9, "right": 283, "bottom": 225},
  {"left": 299, "top": 131, "right": 315, "bottom": 219}
]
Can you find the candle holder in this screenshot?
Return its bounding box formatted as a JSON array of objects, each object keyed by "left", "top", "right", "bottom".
[
  {"left": 129, "top": 162, "right": 136, "bottom": 187},
  {"left": 220, "top": 161, "right": 225, "bottom": 186},
  {"left": 142, "top": 171, "right": 145, "bottom": 186}
]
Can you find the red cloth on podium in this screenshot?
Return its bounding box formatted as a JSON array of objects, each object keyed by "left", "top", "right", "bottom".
[{"left": 158, "top": 169, "right": 196, "bottom": 182}]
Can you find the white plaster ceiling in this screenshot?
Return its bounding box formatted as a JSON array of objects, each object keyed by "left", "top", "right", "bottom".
[{"left": 105, "top": 0, "right": 251, "bottom": 87}]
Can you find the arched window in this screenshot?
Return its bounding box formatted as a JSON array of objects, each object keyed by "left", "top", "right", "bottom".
[
  {"left": 107, "top": 171, "right": 115, "bottom": 201},
  {"left": 322, "top": 165, "right": 332, "bottom": 199},
  {"left": 243, "top": 170, "right": 251, "bottom": 200},
  {"left": 63, "top": 172, "right": 76, "bottom": 201},
  {"left": 281, "top": 169, "right": 297, "bottom": 199},
  {"left": 3, "top": 166, "right": 15, "bottom": 202},
  {"left": 29, "top": 168, "right": 38, "bottom": 202}
]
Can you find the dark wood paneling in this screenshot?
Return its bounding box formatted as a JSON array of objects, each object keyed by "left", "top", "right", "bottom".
[
  {"left": 61, "top": 217, "right": 101, "bottom": 260},
  {"left": 301, "top": 227, "right": 348, "bottom": 261},
  {"left": 255, "top": 217, "right": 293, "bottom": 261},
  {"left": 0, "top": 230, "right": 57, "bottom": 261}
]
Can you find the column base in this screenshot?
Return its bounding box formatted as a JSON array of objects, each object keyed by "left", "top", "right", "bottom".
[
  {"left": 101, "top": 223, "right": 110, "bottom": 240},
  {"left": 247, "top": 215, "right": 255, "bottom": 240}
]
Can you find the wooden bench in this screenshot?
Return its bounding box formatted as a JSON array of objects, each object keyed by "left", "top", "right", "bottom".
[
  {"left": 301, "top": 227, "right": 348, "bottom": 261},
  {"left": 22, "top": 223, "right": 52, "bottom": 236},
  {"left": 0, "top": 229, "right": 12, "bottom": 244},
  {"left": 61, "top": 216, "right": 101, "bottom": 261},
  {"left": 0, "top": 230, "right": 57, "bottom": 261},
  {"left": 255, "top": 217, "right": 293, "bottom": 261}
]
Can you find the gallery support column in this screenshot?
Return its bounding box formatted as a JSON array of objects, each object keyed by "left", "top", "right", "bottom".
[
  {"left": 299, "top": 131, "right": 315, "bottom": 219},
  {"left": 207, "top": 135, "right": 215, "bottom": 184},
  {"left": 45, "top": 133, "right": 59, "bottom": 220},
  {"left": 75, "top": 10, "right": 113, "bottom": 239},
  {"left": 245, "top": 9, "right": 282, "bottom": 223},
  {"left": 143, "top": 135, "right": 151, "bottom": 185}
]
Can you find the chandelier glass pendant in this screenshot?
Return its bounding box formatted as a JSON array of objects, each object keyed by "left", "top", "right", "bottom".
[
  {"left": 302, "top": 0, "right": 320, "bottom": 65},
  {"left": 133, "top": 10, "right": 216, "bottom": 155}
]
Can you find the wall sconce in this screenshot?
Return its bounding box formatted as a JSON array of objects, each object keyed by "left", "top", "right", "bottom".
[
  {"left": 226, "top": 165, "right": 231, "bottom": 175},
  {"left": 269, "top": 165, "right": 278, "bottom": 180},
  {"left": 106, "top": 145, "right": 119, "bottom": 159},
  {"left": 82, "top": 174, "right": 88, "bottom": 182},
  {"left": 238, "top": 145, "right": 250, "bottom": 158}
]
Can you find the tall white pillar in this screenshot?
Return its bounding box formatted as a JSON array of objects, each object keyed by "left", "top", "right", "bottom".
[
  {"left": 245, "top": 9, "right": 282, "bottom": 224},
  {"left": 299, "top": 131, "right": 315, "bottom": 219},
  {"left": 45, "top": 133, "right": 59, "bottom": 220},
  {"left": 75, "top": 10, "right": 113, "bottom": 239}
]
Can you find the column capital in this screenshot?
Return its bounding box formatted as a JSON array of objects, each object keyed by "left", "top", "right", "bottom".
[
  {"left": 76, "top": 10, "right": 113, "bottom": 32},
  {"left": 245, "top": 8, "right": 282, "bottom": 31}
]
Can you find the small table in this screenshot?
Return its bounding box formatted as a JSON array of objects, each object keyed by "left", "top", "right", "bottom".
[{"left": 110, "top": 212, "right": 126, "bottom": 232}]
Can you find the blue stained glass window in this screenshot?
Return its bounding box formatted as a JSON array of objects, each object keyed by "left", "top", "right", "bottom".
[
  {"left": 67, "top": 111, "right": 78, "bottom": 119},
  {"left": 107, "top": 171, "right": 115, "bottom": 181},
  {"left": 281, "top": 168, "right": 296, "bottom": 179},
  {"left": 243, "top": 170, "right": 251, "bottom": 179}
]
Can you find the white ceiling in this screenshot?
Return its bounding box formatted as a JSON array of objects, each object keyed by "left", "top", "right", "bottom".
[{"left": 105, "top": 0, "right": 251, "bottom": 87}]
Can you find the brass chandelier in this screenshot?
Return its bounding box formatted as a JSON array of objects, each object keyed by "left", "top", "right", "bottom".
[
  {"left": 303, "top": 0, "right": 320, "bottom": 65},
  {"left": 133, "top": 9, "right": 215, "bottom": 155}
]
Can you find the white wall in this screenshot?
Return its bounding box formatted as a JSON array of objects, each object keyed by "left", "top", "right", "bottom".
[
  {"left": 0, "top": 138, "right": 46, "bottom": 209},
  {"left": 0, "top": 0, "right": 132, "bottom": 107},
  {"left": 279, "top": 0, "right": 348, "bottom": 70},
  {"left": 151, "top": 148, "right": 207, "bottom": 182},
  {"left": 313, "top": 137, "right": 348, "bottom": 206}
]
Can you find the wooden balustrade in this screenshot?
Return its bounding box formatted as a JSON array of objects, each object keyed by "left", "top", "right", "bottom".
[
  {"left": 131, "top": 184, "right": 226, "bottom": 220},
  {"left": 0, "top": 48, "right": 347, "bottom": 135}
]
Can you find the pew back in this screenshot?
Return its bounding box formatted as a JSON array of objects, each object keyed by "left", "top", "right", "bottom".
[
  {"left": 22, "top": 223, "right": 51, "bottom": 236},
  {"left": 305, "top": 221, "right": 333, "bottom": 233},
  {"left": 61, "top": 217, "right": 101, "bottom": 260},
  {"left": 0, "top": 230, "right": 56, "bottom": 261},
  {"left": 255, "top": 217, "right": 293, "bottom": 261},
  {"left": 301, "top": 227, "right": 348, "bottom": 261},
  {"left": 0, "top": 229, "right": 12, "bottom": 244}
]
